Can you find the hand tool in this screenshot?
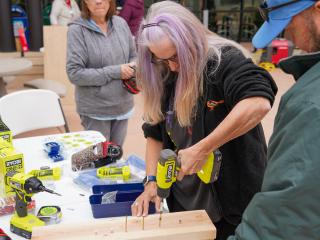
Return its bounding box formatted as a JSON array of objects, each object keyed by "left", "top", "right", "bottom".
[
  {"left": 156, "top": 148, "right": 222, "bottom": 198},
  {"left": 5, "top": 171, "right": 61, "bottom": 239},
  {"left": 96, "top": 165, "right": 131, "bottom": 181},
  {"left": 37, "top": 206, "right": 62, "bottom": 224},
  {"left": 44, "top": 142, "right": 64, "bottom": 162}
]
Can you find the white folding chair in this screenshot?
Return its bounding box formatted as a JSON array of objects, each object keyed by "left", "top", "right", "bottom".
[{"left": 0, "top": 89, "right": 70, "bottom": 136}]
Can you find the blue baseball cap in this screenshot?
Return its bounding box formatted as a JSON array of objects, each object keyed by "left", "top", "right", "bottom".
[{"left": 252, "top": 0, "right": 316, "bottom": 49}]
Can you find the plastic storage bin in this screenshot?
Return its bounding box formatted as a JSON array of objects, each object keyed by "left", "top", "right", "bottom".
[{"left": 90, "top": 183, "right": 155, "bottom": 218}]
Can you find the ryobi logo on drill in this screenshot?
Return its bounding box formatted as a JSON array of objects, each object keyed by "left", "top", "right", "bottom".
[{"left": 165, "top": 162, "right": 175, "bottom": 182}]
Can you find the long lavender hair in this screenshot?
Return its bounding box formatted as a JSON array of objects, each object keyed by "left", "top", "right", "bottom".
[{"left": 136, "top": 1, "right": 249, "bottom": 126}]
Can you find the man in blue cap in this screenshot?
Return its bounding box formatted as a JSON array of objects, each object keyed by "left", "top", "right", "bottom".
[{"left": 229, "top": 0, "right": 320, "bottom": 239}]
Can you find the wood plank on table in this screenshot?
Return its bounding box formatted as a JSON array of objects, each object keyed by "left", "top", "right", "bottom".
[{"left": 32, "top": 210, "right": 216, "bottom": 240}]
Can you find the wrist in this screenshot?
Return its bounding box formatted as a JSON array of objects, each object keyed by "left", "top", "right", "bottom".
[
  {"left": 143, "top": 175, "right": 157, "bottom": 187},
  {"left": 144, "top": 181, "right": 157, "bottom": 189},
  {"left": 195, "top": 140, "right": 213, "bottom": 156}
]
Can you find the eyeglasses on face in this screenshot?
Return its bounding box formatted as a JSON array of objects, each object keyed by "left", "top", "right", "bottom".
[
  {"left": 151, "top": 53, "right": 178, "bottom": 66},
  {"left": 258, "top": 0, "right": 301, "bottom": 22}
]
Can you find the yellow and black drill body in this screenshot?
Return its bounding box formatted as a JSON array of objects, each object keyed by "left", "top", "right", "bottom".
[
  {"left": 5, "top": 171, "right": 60, "bottom": 239},
  {"left": 156, "top": 149, "right": 222, "bottom": 199}
]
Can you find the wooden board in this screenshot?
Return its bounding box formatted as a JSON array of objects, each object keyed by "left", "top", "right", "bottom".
[{"left": 32, "top": 210, "right": 216, "bottom": 240}]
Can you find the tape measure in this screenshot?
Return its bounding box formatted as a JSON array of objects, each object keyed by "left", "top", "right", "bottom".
[
  {"left": 37, "top": 206, "right": 62, "bottom": 224},
  {"left": 97, "top": 166, "right": 131, "bottom": 180}
]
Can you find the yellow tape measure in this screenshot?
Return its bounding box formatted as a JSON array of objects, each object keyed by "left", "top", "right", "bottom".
[{"left": 37, "top": 206, "right": 62, "bottom": 224}]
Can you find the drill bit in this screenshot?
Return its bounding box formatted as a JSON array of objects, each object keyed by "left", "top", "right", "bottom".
[
  {"left": 40, "top": 186, "right": 62, "bottom": 196},
  {"left": 159, "top": 200, "right": 163, "bottom": 228}
]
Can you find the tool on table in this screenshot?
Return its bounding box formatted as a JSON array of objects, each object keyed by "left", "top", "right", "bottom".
[
  {"left": 71, "top": 141, "right": 123, "bottom": 171},
  {"left": 156, "top": 148, "right": 222, "bottom": 199},
  {"left": 44, "top": 142, "right": 64, "bottom": 162},
  {"left": 28, "top": 166, "right": 61, "bottom": 181},
  {"left": 37, "top": 206, "right": 62, "bottom": 224},
  {"left": 97, "top": 165, "right": 130, "bottom": 181},
  {"left": 5, "top": 171, "right": 61, "bottom": 239},
  {"left": 0, "top": 228, "right": 11, "bottom": 240}
]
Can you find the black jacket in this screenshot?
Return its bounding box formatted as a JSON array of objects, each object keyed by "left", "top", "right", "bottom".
[{"left": 143, "top": 46, "right": 278, "bottom": 225}]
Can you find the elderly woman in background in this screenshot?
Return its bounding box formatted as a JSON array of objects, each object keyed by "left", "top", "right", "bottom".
[
  {"left": 66, "top": 0, "right": 136, "bottom": 147},
  {"left": 50, "top": 0, "right": 81, "bottom": 26},
  {"left": 131, "top": 1, "right": 277, "bottom": 240}
]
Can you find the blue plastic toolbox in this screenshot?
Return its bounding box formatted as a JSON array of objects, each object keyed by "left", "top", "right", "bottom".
[{"left": 89, "top": 183, "right": 156, "bottom": 218}]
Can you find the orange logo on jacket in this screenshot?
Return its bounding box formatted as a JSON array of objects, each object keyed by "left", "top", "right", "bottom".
[{"left": 207, "top": 100, "right": 224, "bottom": 111}]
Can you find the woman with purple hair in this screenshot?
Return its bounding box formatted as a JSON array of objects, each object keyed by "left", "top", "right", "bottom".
[{"left": 131, "top": 1, "right": 277, "bottom": 239}]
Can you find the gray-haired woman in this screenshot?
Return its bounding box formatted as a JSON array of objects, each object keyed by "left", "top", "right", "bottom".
[{"left": 131, "top": 1, "right": 278, "bottom": 239}]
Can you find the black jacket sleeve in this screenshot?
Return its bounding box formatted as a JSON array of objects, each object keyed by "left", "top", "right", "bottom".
[
  {"left": 142, "top": 122, "right": 163, "bottom": 142},
  {"left": 213, "top": 46, "right": 278, "bottom": 109}
]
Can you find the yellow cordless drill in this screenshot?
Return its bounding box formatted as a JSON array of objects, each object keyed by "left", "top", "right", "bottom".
[
  {"left": 5, "top": 171, "right": 61, "bottom": 239},
  {"left": 156, "top": 149, "right": 222, "bottom": 198}
]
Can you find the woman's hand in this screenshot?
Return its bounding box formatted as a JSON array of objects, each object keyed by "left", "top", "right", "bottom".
[
  {"left": 131, "top": 182, "right": 162, "bottom": 217},
  {"left": 121, "top": 64, "right": 135, "bottom": 80},
  {"left": 176, "top": 144, "right": 209, "bottom": 181}
]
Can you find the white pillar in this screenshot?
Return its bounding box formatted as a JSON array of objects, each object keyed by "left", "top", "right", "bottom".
[{"left": 203, "top": 9, "right": 209, "bottom": 28}]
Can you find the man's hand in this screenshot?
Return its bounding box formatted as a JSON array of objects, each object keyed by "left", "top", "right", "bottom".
[{"left": 131, "top": 182, "right": 162, "bottom": 217}]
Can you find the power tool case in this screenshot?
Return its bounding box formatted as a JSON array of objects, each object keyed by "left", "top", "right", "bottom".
[{"left": 89, "top": 183, "right": 155, "bottom": 218}]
